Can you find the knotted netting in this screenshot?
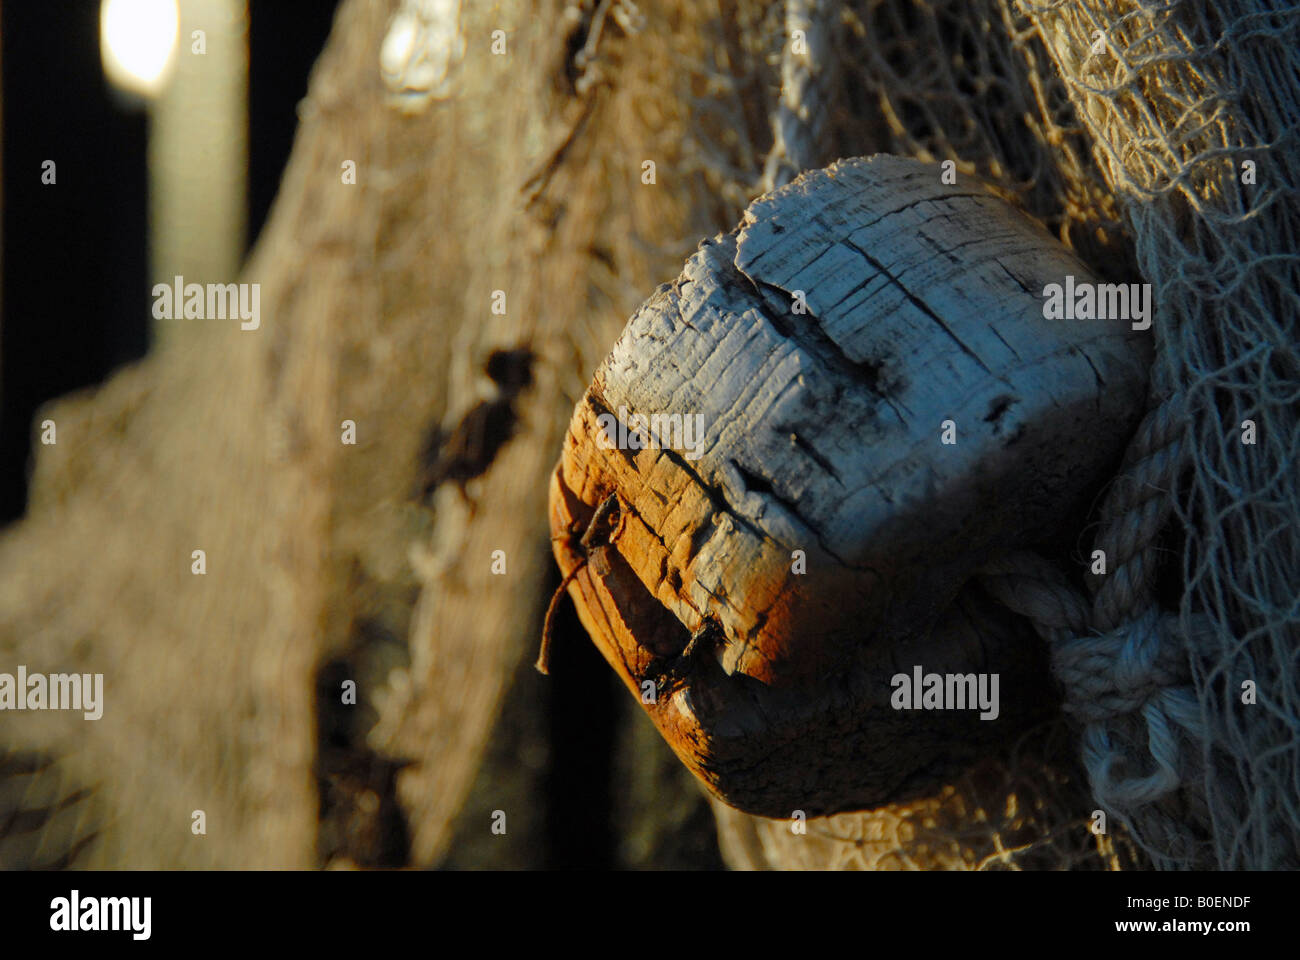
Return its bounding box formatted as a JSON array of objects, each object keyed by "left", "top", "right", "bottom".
[
  {"left": 709, "top": 0, "right": 1299, "bottom": 870},
  {"left": 1018, "top": 0, "right": 1300, "bottom": 871}
]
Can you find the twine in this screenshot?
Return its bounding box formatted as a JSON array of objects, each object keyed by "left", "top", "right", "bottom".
[
  {"left": 976, "top": 382, "right": 1227, "bottom": 867},
  {"left": 752, "top": 0, "right": 1300, "bottom": 870}
]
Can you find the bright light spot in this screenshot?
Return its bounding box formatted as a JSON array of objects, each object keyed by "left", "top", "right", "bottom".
[
  {"left": 101, "top": 0, "right": 180, "bottom": 99},
  {"left": 380, "top": 0, "right": 464, "bottom": 111}
]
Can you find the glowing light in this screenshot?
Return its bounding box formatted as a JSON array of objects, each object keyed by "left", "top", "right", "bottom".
[
  {"left": 380, "top": 0, "right": 464, "bottom": 111},
  {"left": 101, "top": 0, "right": 180, "bottom": 99}
]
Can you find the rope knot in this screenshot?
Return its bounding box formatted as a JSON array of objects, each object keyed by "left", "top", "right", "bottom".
[
  {"left": 1051, "top": 607, "right": 1190, "bottom": 724},
  {"left": 976, "top": 549, "right": 1223, "bottom": 865}
]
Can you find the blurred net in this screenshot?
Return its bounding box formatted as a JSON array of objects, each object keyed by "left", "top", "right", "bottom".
[{"left": 3, "top": 0, "right": 1294, "bottom": 872}]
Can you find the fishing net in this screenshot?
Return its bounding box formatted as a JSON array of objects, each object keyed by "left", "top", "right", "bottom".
[
  {"left": 1014, "top": 0, "right": 1300, "bottom": 871},
  {"left": 713, "top": 0, "right": 1299, "bottom": 870},
  {"left": 2, "top": 0, "right": 1294, "bottom": 871}
]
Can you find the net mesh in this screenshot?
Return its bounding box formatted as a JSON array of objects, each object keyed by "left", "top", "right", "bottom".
[
  {"left": 1018, "top": 0, "right": 1300, "bottom": 870},
  {"left": 713, "top": 722, "right": 1143, "bottom": 870},
  {"left": 3, "top": 0, "right": 1294, "bottom": 871},
  {"left": 706, "top": 0, "right": 1299, "bottom": 869}
]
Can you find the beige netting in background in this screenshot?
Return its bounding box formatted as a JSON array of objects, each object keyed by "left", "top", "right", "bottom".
[
  {"left": 3, "top": 0, "right": 1293, "bottom": 871},
  {"left": 1017, "top": 0, "right": 1300, "bottom": 870}
]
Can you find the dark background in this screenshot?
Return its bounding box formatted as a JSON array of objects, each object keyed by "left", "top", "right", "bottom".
[
  {"left": 1, "top": 0, "right": 341, "bottom": 526},
  {"left": 0, "top": 2, "right": 706, "bottom": 871}
]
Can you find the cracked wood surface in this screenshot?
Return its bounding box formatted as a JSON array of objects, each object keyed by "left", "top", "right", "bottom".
[
  {"left": 0, "top": 0, "right": 1156, "bottom": 871},
  {"left": 550, "top": 155, "right": 1152, "bottom": 818},
  {"left": 0, "top": 0, "right": 781, "bottom": 868}
]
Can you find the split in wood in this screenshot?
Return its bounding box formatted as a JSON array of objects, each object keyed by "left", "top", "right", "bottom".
[{"left": 545, "top": 155, "right": 1152, "bottom": 817}]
